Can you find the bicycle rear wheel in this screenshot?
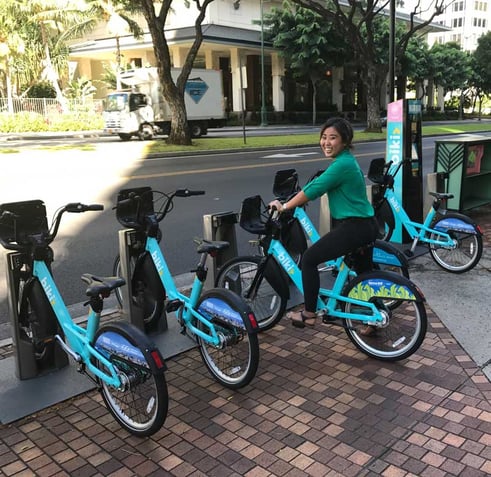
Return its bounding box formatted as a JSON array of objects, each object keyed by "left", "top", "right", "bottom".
[
  {"left": 429, "top": 214, "right": 483, "bottom": 273},
  {"left": 216, "top": 256, "right": 287, "bottom": 331},
  {"left": 341, "top": 271, "right": 427, "bottom": 361},
  {"left": 94, "top": 321, "right": 168, "bottom": 437},
  {"left": 196, "top": 288, "right": 259, "bottom": 389}
]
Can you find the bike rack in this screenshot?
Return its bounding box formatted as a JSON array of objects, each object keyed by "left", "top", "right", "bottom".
[
  {"left": 5, "top": 251, "right": 68, "bottom": 380},
  {"left": 202, "top": 211, "right": 239, "bottom": 289},
  {"left": 118, "top": 229, "right": 168, "bottom": 334}
]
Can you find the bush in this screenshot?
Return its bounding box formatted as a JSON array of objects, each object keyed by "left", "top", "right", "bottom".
[{"left": 0, "top": 111, "right": 104, "bottom": 133}]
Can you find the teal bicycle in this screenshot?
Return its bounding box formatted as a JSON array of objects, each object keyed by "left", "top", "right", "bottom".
[
  {"left": 368, "top": 157, "right": 483, "bottom": 273},
  {"left": 0, "top": 200, "right": 168, "bottom": 437},
  {"left": 215, "top": 169, "right": 410, "bottom": 332},
  {"left": 113, "top": 186, "right": 260, "bottom": 389},
  {"left": 216, "top": 195, "right": 427, "bottom": 361}
]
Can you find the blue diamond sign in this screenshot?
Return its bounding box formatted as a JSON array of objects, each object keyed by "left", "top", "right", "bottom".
[{"left": 185, "top": 77, "right": 208, "bottom": 104}]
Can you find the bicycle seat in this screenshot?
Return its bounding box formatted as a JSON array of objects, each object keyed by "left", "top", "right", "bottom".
[
  {"left": 428, "top": 192, "right": 454, "bottom": 200},
  {"left": 196, "top": 239, "right": 229, "bottom": 254},
  {"left": 81, "top": 274, "right": 126, "bottom": 297}
]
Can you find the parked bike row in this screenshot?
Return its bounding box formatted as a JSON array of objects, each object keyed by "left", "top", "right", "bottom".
[{"left": 0, "top": 157, "right": 483, "bottom": 437}]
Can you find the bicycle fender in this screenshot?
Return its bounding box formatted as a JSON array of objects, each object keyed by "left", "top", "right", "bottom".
[
  {"left": 373, "top": 240, "right": 409, "bottom": 268},
  {"left": 198, "top": 288, "right": 260, "bottom": 333},
  {"left": 433, "top": 213, "right": 482, "bottom": 235},
  {"left": 264, "top": 259, "right": 290, "bottom": 301},
  {"left": 95, "top": 320, "right": 166, "bottom": 374},
  {"left": 376, "top": 200, "right": 395, "bottom": 230},
  {"left": 21, "top": 277, "right": 59, "bottom": 336},
  {"left": 343, "top": 270, "right": 425, "bottom": 302},
  {"left": 133, "top": 251, "right": 166, "bottom": 299}
]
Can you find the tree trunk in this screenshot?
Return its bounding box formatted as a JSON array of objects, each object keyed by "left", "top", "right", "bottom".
[
  {"left": 167, "top": 93, "right": 191, "bottom": 145},
  {"left": 311, "top": 80, "right": 317, "bottom": 126},
  {"left": 363, "top": 63, "right": 384, "bottom": 132}
]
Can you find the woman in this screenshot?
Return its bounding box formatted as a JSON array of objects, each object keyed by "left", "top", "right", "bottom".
[{"left": 269, "top": 117, "right": 378, "bottom": 330}]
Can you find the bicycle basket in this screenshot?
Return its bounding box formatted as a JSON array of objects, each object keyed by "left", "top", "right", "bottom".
[
  {"left": 367, "top": 158, "right": 387, "bottom": 184},
  {"left": 116, "top": 186, "right": 154, "bottom": 228},
  {"left": 239, "top": 195, "right": 267, "bottom": 234},
  {"left": 273, "top": 169, "right": 300, "bottom": 200},
  {"left": 0, "top": 200, "right": 48, "bottom": 246}
]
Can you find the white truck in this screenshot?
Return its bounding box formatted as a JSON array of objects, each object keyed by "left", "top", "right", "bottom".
[{"left": 103, "top": 67, "right": 226, "bottom": 141}]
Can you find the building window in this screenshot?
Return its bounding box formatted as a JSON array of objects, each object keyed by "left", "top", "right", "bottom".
[
  {"left": 130, "top": 58, "right": 142, "bottom": 68},
  {"left": 452, "top": 17, "right": 463, "bottom": 28},
  {"left": 453, "top": 1, "right": 464, "bottom": 11}
]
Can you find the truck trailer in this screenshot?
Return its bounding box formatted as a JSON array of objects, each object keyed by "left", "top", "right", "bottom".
[{"left": 103, "top": 67, "right": 226, "bottom": 141}]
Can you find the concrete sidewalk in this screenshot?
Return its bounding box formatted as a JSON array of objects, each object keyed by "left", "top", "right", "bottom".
[{"left": 0, "top": 205, "right": 490, "bottom": 476}]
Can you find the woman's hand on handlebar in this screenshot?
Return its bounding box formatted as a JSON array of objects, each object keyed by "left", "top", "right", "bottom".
[{"left": 268, "top": 199, "right": 284, "bottom": 213}]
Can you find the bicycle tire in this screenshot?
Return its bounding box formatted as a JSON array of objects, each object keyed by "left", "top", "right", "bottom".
[
  {"left": 341, "top": 270, "right": 427, "bottom": 361},
  {"left": 113, "top": 254, "right": 165, "bottom": 330},
  {"left": 429, "top": 213, "right": 483, "bottom": 273},
  {"left": 195, "top": 288, "right": 259, "bottom": 389},
  {"left": 94, "top": 321, "right": 168, "bottom": 437},
  {"left": 215, "top": 256, "right": 288, "bottom": 331}
]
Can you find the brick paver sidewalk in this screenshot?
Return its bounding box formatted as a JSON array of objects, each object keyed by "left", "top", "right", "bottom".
[{"left": 1, "top": 206, "right": 490, "bottom": 477}]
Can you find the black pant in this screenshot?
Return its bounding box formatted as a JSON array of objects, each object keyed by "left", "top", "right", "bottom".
[{"left": 301, "top": 217, "right": 379, "bottom": 313}]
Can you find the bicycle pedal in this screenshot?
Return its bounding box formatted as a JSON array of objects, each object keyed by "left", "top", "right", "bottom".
[
  {"left": 322, "top": 315, "right": 337, "bottom": 324},
  {"left": 166, "top": 299, "right": 183, "bottom": 313}
]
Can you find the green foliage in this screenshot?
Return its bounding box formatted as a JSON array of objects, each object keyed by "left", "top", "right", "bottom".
[
  {"left": 430, "top": 42, "right": 472, "bottom": 93},
  {"left": 63, "top": 77, "right": 97, "bottom": 100},
  {"left": 265, "top": 1, "right": 347, "bottom": 81},
  {"left": 473, "top": 32, "right": 491, "bottom": 95},
  {"left": 27, "top": 82, "right": 57, "bottom": 98},
  {"left": 0, "top": 111, "right": 103, "bottom": 132}
]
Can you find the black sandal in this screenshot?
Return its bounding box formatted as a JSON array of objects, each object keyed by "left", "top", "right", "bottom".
[{"left": 288, "top": 310, "right": 316, "bottom": 328}]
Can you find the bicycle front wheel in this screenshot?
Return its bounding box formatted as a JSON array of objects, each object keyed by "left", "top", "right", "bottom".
[
  {"left": 342, "top": 271, "right": 427, "bottom": 361},
  {"left": 216, "top": 256, "right": 287, "bottom": 331},
  {"left": 94, "top": 321, "right": 168, "bottom": 437},
  {"left": 196, "top": 288, "right": 259, "bottom": 389},
  {"left": 113, "top": 254, "right": 165, "bottom": 330},
  {"left": 429, "top": 213, "right": 483, "bottom": 273}
]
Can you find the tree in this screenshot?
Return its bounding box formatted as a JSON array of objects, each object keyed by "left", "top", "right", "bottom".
[
  {"left": 265, "top": 1, "right": 348, "bottom": 125},
  {"left": 429, "top": 42, "right": 472, "bottom": 117},
  {"left": 289, "top": 0, "right": 445, "bottom": 131},
  {"left": 109, "top": 0, "right": 214, "bottom": 145},
  {"left": 472, "top": 31, "right": 491, "bottom": 117}
]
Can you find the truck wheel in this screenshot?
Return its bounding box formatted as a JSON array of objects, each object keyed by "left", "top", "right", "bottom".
[
  {"left": 190, "top": 123, "right": 203, "bottom": 138},
  {"left": 118, "top": 133, "right": 132, "bottom": 141},
  {"left": 138, "top": 124, "right": 154, "bottom": 141}
]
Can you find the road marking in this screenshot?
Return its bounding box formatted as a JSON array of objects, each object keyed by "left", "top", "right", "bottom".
[
  {"left": 125, "top": 146, "right": 433, "bottom": 180},
  {"left": 262, "top": 152, "right": 319, "bottom": 158}
]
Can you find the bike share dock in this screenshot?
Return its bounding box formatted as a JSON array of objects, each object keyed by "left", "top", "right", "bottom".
[{"left": 1, "top": 204, "right": 490, "bottom": 476}]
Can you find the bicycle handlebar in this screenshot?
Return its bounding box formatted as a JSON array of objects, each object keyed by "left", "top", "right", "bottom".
[{"left": 0, "top": 202, "right": 103, "bottom": 251}]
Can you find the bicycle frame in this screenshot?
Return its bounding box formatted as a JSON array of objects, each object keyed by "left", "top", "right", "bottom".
[
  {"left": 265, "top": 236, "right": 388, "bottom": 324},
  {"left": 145, "top": 235, "right": 244, "bottom": 347},
  {"left": 33, "top": 260, "right": 128, "bottom": 388}
]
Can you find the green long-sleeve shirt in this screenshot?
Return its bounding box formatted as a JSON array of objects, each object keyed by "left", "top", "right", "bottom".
[{"left": 302, "top": 149, "right": 374, "bottom": 220}]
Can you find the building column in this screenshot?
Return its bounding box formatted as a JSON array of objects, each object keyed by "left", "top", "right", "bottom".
[
  {"left": 271, "top": 52, "right": 284, "bottom": 112},
  {"left": 332, "top": 67, "right": 343, "bottom": 113},
  {"left": 172, "top": 47, "right": 187, "bottom": 68},
  {"left": 230, "top": 47, "right": 245, "bottom": 113},
  {"left": 205, "top": 50, "right": 220, "bottom": 70},
  {"left": 437, "top": 85, "right": 445, "bottom": 111}
]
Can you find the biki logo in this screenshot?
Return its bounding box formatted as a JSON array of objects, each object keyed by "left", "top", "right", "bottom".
[
  {"left": 389, "top": 195, "right": 400, "bottom": 213},
  {"left": 40, "top": 277, "right": 56, "bottom": 305},
  {"left": 151, "top": 250, "right": 164, "bottom": 276},
  {"left": 278, "top": 250, "right": 295, "bottom": 275},
  {"left": 299, "top": 216, "right": 314, "bottom": 238}
]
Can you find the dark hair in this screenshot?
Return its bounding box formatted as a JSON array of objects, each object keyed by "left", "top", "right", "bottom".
[{"left": 319, "top": 117, "right": 354, "bottom": 149}]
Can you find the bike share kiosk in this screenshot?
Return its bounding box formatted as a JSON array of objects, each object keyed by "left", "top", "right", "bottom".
[
  {"left": 117, "top": 187, "right": 167, "bottom": 335},
  {"left": 383, "top": 99, "right": 424, "bottom": 243},
  {"left": 1, "top": 200, "right": 68, "bottom": 379},
  {"left": 203, "top": 211, "right": 238, "bottom": 289}
]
